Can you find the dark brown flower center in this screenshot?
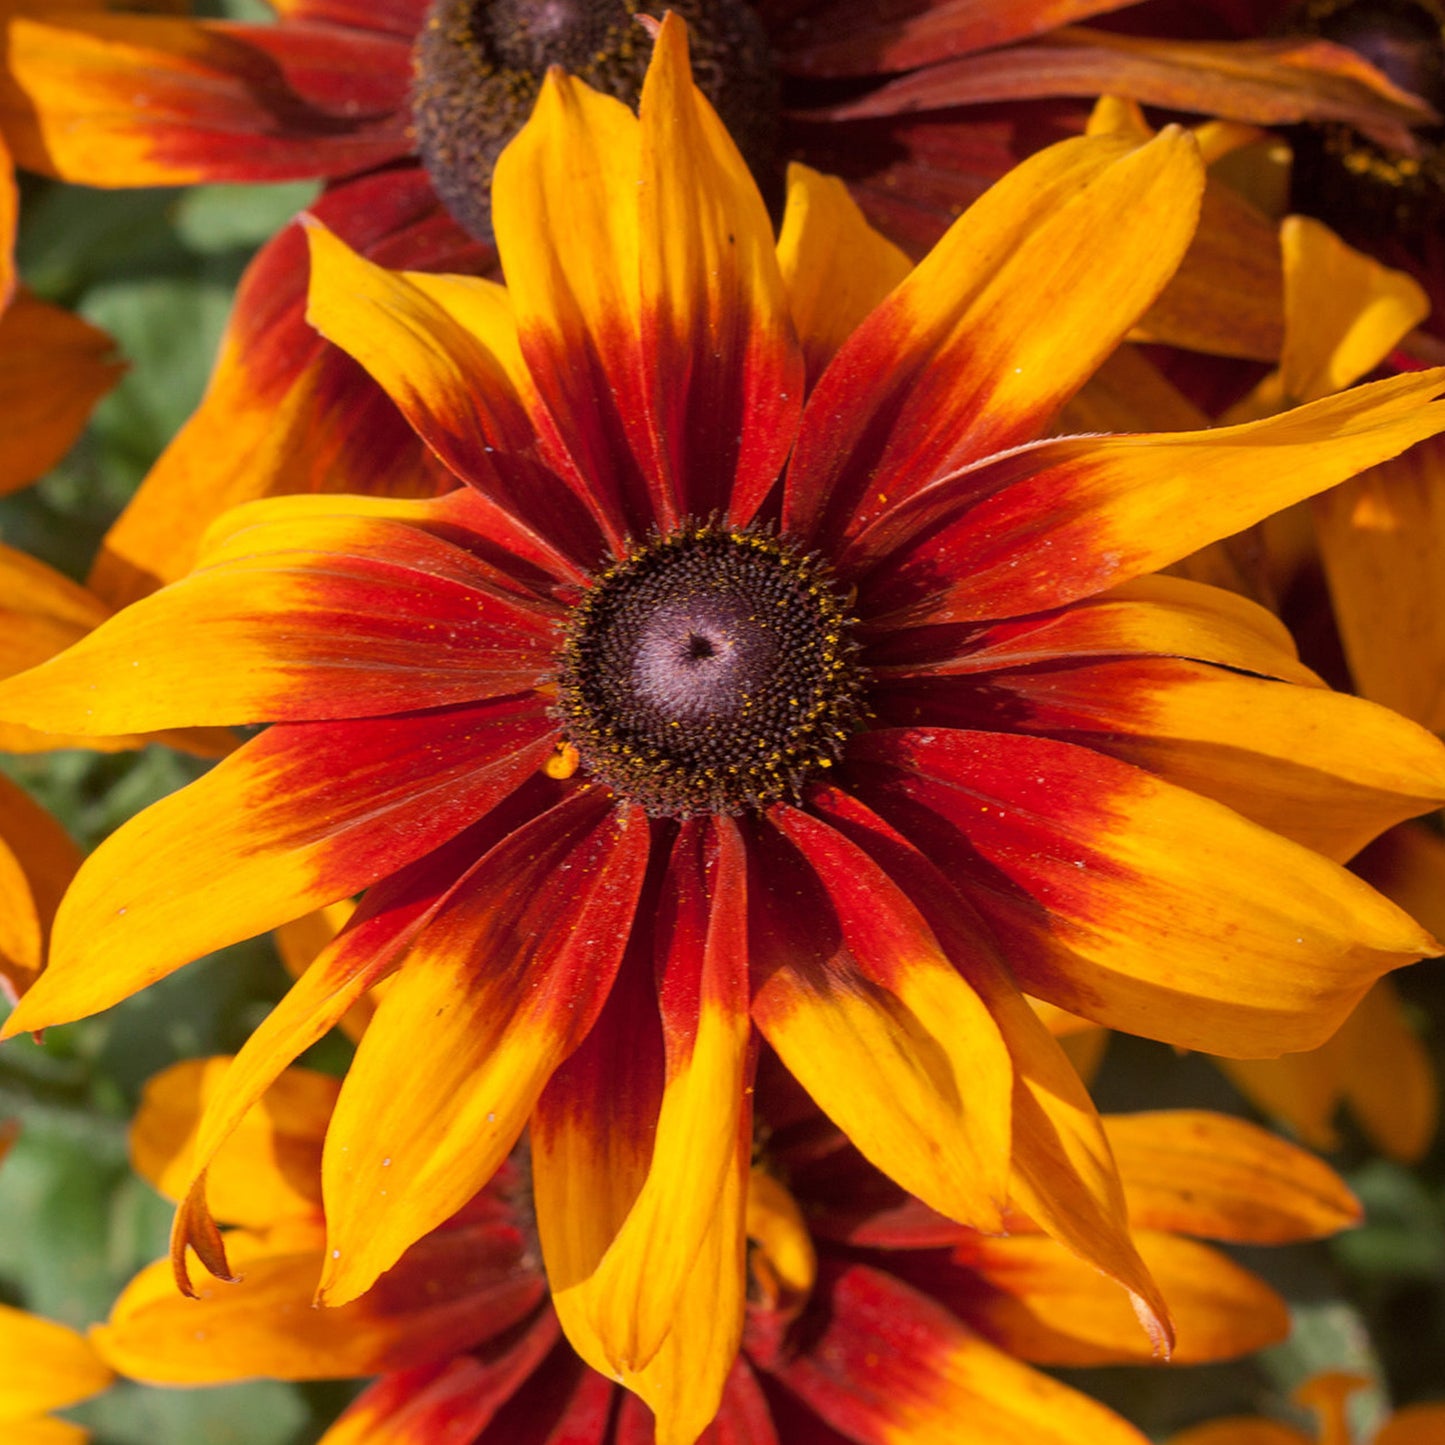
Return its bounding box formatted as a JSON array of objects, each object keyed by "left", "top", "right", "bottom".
[
  {"left": 1285, "top": 0, "right": 1445, "bottom": 237},
  {"left": 556, "top": 525, "right": 866, "bottom": 817},
  {"left": 411, "top": 0, "right": 779, "bottom": 244}
]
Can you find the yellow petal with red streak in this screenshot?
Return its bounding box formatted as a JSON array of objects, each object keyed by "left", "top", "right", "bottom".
[
  {"left": 754, "top": 810, "right": 1012, "bottom": 1234},
  {"left": 0, "top": 774, "right": 79, "bottom": 1003},
  {"left": 997, "top": 657, "right": 1445, "bottom": 862},
  {"left": 319, "top": 796, "right": 650, "bottom": 1306},
  {"left": 786, "top": 125, "right": 1204, "bottom": 550}
]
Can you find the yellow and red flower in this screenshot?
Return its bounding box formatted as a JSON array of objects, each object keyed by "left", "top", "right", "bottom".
[
  {"left": 2, "top": 0, "right": 1426, "bottom": 601},
  {"left": 101, "top": 1056, "right": 1363, "bottom": 1444},
  {"left": 4, "top": 14, "right": 1445, "bottom": 1420}
]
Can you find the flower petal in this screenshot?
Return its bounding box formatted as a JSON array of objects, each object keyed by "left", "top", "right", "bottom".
[
  {"left": 302, "top": 219, "right": 604, "bottom": 579},
  {"left": 170, "top": 814, "right": 519, "bottom": 1292},
  {"left": 1101, "top": 1111, "right": 1361, "bottom": 1242},
  {"left": 89, "top": 169, "right": 485, "bottom": 609},
  {"left": 0, "top": 773, "right": 79, "bottom": 1004},
  {"left": 130, "top": 1057, "right": 335, "bottom": 1227},
  {"left": 946, "top": 1228, "right": 1288, "bottom": 1366},
  {"left": 632, "top": 13, "right": 803, "bottom": 525},
  {"left": 0, "top": 696, "right": 555, "bottom": 1038},
  {"left": 319, "top": 792, "right": 650, "bottom": 1305},
  {"left": 0, "top": 288, "right": 124, "bottom": 496},
  {"left": 784, "top": 126, "right": 1204, "bottom": 552},
  {"left": 857, "top": 368, "right": 1445, "bottom": 624},
  {"left": 0, "top": 1303, "right": 112, "bottom": 1419},
  {"left": 316, "top": 1323, "right": 588, "bottom": 1445},
  {"left": 1314, "top": 436, "right": 1445, "bottom": 731},
  {"left": 3, "top": 14, "right": 410, "bottom": 184},
  {"left": 1277, "top": 216, "right": 1429, "bottom": 405},
  {"left": 849, "top": 728, "right": 1436, "bottom": 1055},
  {"left": 870, "top": 573, "right": 1316, "bottom": 685},
  {"left": 916, "top": 656, "right": 1445, "bottom": 862},
  {"left": 811, "top": 31, "right": 1433, "bottom": 154},
  {"left": 751, "top": 806, "right": 1013, "bottom": 1233},
  {"left": 553, "top": 819, "right": 752, "bottom": 1384},
  {"left": 775, "top": 162, "right": 912, "bottom": 388},
  {"left": 769, "top": 1262, "right": 1150, "bottom": 1445},
  {"left": 96, "top": 1221, "right": 544, "bottom": 1384},
  {"left": 490, "top": 50, "right": 648, "bottom": 544},
  {"left": 803, "top": 784, "right": 1170, "bottom": 1351},
  {"left": 0, "top": 511, "right": 559, "bottom": 733}
]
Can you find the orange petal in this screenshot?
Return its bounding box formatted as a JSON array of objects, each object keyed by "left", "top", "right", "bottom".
[
  {"left": 273, "top": 900, "right": 376, "bottom": 1045},
  {"left": 1376, "top": 1404, "right": 1445, "bottom": 1445},
  {"left": 319, "top": 793, "right": 650, "bottom": 1305},
  {"left": 1168, "top": 1423, "right": 1309, "bottom": 1445},
  {"left": 1, "top": 696, "right": 554, "bottom": 1038},
  {"left": 130, "top": 1057, "right": 335, "bottom": 1226},
  {"left": 752, "top": 807, "right": 1013, "bottom": 1234},
  {"left": 0, "top": 1303, "right": 112, "bottom": 1419},
  {"left": 953, "top": 1229, "right": 1288, "bottom": 1365},
  {"left": 0, "top": 773, "right": 79, "bottom": 1003},
  {"left": 1102, "top": 1110, "right": 1361, "bottom": 1242},
  {"left": 0, "top": 287, "right": 123, "bottom": 496},
  {"left": 775, "top": 162, "right": 912, "bottom": 387},
  {"left": 1333, "top": 975, "right": 1438, "bottom": 1163},
  {"left": 856, "top": 368, "right": 1445, "bottom": 623},
  {"left": 851, "top": 729, "right": 1436, "bottom": 1057},
  {"left": 1314, "top": 435, "right": 1445, "bottom": 731},
  {"left": 3, "top": 14, "right": 409, "bottom": 184},
  {"left": 1276, "top": 216, "right": 1429, "bottom": 404},
  {"left": 785, "top": 125, "right": 1204, "bottom": 551},
  {"left": 975, "top": 656, "right": 1445, "bottom": 862}
]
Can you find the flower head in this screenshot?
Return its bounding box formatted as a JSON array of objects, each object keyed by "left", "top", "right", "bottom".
[
  {"left": 100, "top": 1057, "right": 1363, "bottom": 1444},
  {"left": 4, "top": 13, "right": 1445, "bottom": 1425}
]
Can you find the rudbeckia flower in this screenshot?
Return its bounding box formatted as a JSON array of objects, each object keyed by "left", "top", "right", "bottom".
[
  {"left": 1169, "top": 1370, "right": 1445, "bottom": 1445},
  {"left": 4, "top": 12, "right": 1445, "bottom": 1414},
  {"left": 2, "top": 0, "right": 1425, "bottom": 603},
  {"left": 100, "top": 1056, "right": 1363, "bottom": 1443}
]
